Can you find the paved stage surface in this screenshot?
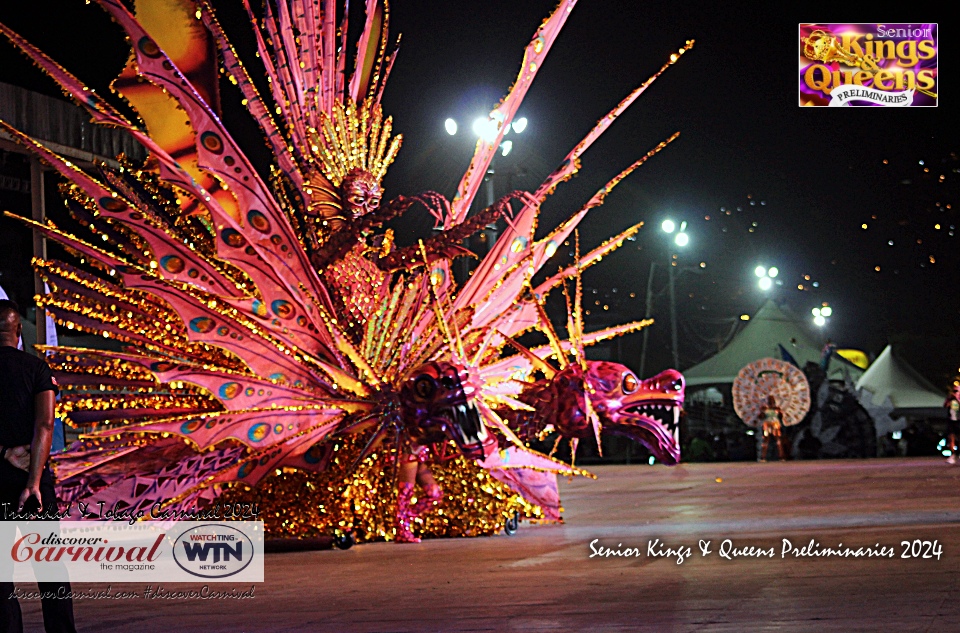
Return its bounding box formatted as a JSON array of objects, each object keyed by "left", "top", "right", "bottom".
[{"left": 17, "top": 457, "right": 960, "bottom": 631}]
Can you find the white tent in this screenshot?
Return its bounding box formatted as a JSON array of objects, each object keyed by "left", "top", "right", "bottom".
[
  {"left": 855, "top": 345, "right": 945, "bottom": 416},
  {"left": 683, "top": 300, "right": 863, "bottom": 387}
]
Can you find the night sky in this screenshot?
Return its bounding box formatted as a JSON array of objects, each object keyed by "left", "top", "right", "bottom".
[{"left": 0, "top": 1, "right": 955, "bottom": 384}]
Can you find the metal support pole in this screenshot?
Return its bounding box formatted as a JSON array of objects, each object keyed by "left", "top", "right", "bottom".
[
  {"left": 485, "top": 168, "right": 495, "bottom": 208},
  {"left": 639, "top": 262, "right": 656, "bottom": 377},
  {"left": 30, "top": 157, "right": 46, "bottom": 356},
  {"left": 669, "top": 261, "right": 679, "bottom": 370},
  {"left": 460, "top": 168, "right": 498, "bottom": 285},
  {"left": 455, "top": 232, "right": 470, "bottom": 285},
  {"left": 483, "top": 168, "right": 497, "bottom": 254}
]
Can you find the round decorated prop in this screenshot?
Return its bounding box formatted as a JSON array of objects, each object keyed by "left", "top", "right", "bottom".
[{"left": 733, "top": 358, "right": 811, "bottom": 428}]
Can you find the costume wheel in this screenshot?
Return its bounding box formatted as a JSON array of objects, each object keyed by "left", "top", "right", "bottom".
[
  {"left": 733, "top": 357, "right": 811, "bottom": 428},
  {"left": 333, "top": 532, "right": 356, "bottom": 550},
  {"left": 504, "top": 511, "right": 520, "bottom": 536}
]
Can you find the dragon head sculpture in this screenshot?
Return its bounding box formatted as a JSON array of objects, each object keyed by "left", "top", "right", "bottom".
[
  {"left": 399, "top": 361, "right": 495, "bottom": 460},
  {"left": 541, "top": 363, "right": 684, "bottom": 465},
  {"left": 587, "top": 364, "right": 684, "bottom": 465}
]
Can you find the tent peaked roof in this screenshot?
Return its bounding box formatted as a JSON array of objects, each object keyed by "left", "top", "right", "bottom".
[
  {"left": 683, "top": 300, "right": 862, "bottom": 386},
  {"left": 855, "top": 345, "right": 945, "bottom": 410}
]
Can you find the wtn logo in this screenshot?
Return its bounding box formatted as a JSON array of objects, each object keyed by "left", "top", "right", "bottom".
[
  {"left": 181, "top": 541, "right": 244, "bottom": 563},
  {"left": 173, "top": 524, "right": 256, "bottom": 579}
]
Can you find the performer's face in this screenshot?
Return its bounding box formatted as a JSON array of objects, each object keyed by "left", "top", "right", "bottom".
[{"left": 341, "top": 169, "right": 382, "bottom": 218}]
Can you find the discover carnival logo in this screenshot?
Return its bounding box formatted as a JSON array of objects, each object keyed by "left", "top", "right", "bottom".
[
  {"left": 2, "top": 521, "right": 264, "bottom": 583},
  {"left": 173, "top": 524, "right": 256, "bottom": 579},
  {"left": 799, "top": 23, "right": 937, "bottom": 107}
]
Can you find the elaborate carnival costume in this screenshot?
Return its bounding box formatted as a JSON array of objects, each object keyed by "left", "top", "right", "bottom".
[
  {"left": 757, "top": 396, "right": 786, "bottom": 462},
  {"left": 0, "top": 0, "right": 691, "bottom": 543},
  {"left": 733, "top": 358, "right": 810, "bottom": 464},
  {"left": 945, "top": 386, "right": 960, "bottom": 464}
]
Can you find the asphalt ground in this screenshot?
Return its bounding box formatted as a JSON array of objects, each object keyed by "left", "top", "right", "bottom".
[{"left": 14, "top": 457, "right": 960, "bottom": 632}]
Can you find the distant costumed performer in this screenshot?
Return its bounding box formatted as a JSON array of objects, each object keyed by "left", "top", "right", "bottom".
[
  {"left": 945, "top": 383, "right": 960, "bottom": 464},
  {"left": 0, "top": 0, "right": 691, "bottom": 543},
  {"left": 733, "top": 358, "right": 810, "bottom": 462}
]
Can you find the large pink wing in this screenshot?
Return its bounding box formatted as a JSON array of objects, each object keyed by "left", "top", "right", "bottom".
[
  {"left": 95, "top": 0, "right": 337, "bottom": 337},
  {"left": 448, "top": 0, "right": 578, "bottom": 226}
]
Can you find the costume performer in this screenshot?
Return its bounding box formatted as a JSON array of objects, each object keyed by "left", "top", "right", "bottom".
[
  {"left": 757, "top": 395, "right": 786, "bottom": 462},
  {"left": 0, "top": 0, "right": 693, "bottom": 543},
  {"left": 0, "top": 301, "right": 77, "bottom": 633},
  {"left": 733, "top": 358, "right": 810, "bottom": 464},
  {"left": 945, "top": 390, "right": 960, "bottom": 464}
]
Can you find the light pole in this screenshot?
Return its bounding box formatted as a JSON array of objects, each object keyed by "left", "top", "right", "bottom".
[
  {"left": 444, "top": 115, "right": 527, "bottom": 275},
  {"left": 664, "top": 220, "right": 689, "bottom": 370},
  {"left": 639, "top": 262, "right": 657, "bottom": 377},
  {"left": 640, "top": 219, "right": 689, "bottom": 375}
]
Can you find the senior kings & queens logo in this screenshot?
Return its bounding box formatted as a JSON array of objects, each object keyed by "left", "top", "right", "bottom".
[{"left": 799, "top": 24, "right": 937, "bottom": 106}]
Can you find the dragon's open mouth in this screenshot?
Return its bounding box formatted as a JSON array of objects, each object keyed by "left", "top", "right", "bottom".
[
  {"left": 438, "top": 402, "right": 490, "bottom": 458},
  {"left": 624, "top": 401, "right": 680, "bottom": 432},
  {"left": 611, "top": 400, "right": 682, "bottom": 465}
]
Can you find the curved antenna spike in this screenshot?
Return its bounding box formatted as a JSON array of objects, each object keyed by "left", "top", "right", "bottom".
[
  {"left": 498, "top": 330, "right": 556, "bottom": 379},
  {"left": 585, "top": 393, "right": 602, "bottom": 456},
  {"left": 419, "top": 240, "right": 465, "bottom": 361},
  {"left": 531, "top": 133, "right": 678, "bottom": 269},
  {"left": 373, "top": 33, "right": 402, "bottom": 107},
  {"left": 338, "top": 411, "right": 382, "bottom": 435},
  {"left": 298, "top": 284, "right": 376, "bottom": 395},
  {"left": 391, "top": 425, "right": 403, "bottom": 486},
  {"left": 336, "top": 0, "right": 351, "bottom": 100},
  {"left": 534, "top": 221, "right": 646, "bottom": 297},
  {"left": 470, "top": 326, "right": 500, "bottom": 368},
  {"left": 562, "top": 231, "right": 588, "bottom": 371},
  {"left": 561, "top": 278, "right": 575, "bottom": 363},
  {"left": 0, "top": 22, "right": 131, "bottom": 127},
  {"left": 476, "top": 401, "right": 524, "bottom": 449},
  {"left": 574, "top": 231, "right": 584, "bottom": 349},
  {"left": 350, "top": 419, "right": 392, "bottom": 473},
  {"left": 350, "top": 0, "right": 389, "bottom": 103},
  {"left": 532, "top": 296, "right": 568, "bottom": 370},
  {"left": 549, "top": 433, "right": 563, "bottom": 458},
  {"left": 533, "top": 41, "right": 695, "bottom": 204}
]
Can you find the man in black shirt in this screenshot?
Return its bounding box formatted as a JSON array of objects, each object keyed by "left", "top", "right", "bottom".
[{"left": 0, "top": 300, "right": 76, "bottom": 633}]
